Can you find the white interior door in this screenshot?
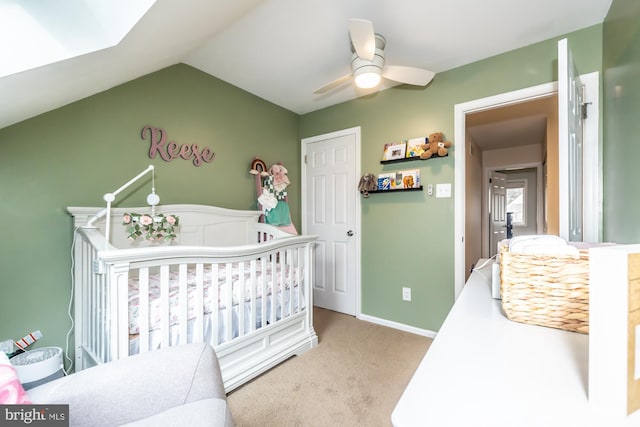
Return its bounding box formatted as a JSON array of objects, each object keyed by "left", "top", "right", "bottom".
[
  {"left": 489, "top": 171, "right": 507, "bottom": 256},
  {"left": 301, "top": 127, "right": 360, "bottom": 315},
  {"left": 558, "top": 38, "right": 584, "bottom": 242}
]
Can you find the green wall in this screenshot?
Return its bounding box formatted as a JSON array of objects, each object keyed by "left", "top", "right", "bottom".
[
  {"left": 0, "top": 64, "right": 299, "bottom": 360},
  {"left": 602, "top": 0, "right": 640, "bottom": 242},
  {"left": 299, "top": 24, "right": 603, "bottom": 332}
]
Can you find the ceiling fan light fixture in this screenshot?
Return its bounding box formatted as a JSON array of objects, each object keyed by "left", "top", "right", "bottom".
[
  {"left": 351, "top": 43, "right": 384, "bottom": 89},
  {"left": 354, "top": 69, "right": 381, "bottom": 89}
]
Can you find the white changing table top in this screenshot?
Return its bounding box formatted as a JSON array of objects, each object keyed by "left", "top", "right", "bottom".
[{"left": 391, "top": 259, "right": 640, "bottom": 427}]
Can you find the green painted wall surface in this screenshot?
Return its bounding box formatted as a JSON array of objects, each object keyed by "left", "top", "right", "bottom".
[
  {"left": 603, "top": 0, "right": 640, "bottom": 242},
  {"left": 0, "top": 64, "right": 299, "bottom": 361},
  {"left": 299, "top": 25, "right": 603, "bottom": 332}
]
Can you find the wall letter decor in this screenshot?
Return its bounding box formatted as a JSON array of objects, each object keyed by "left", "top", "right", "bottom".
[{"left": 141, "top": 125, "right": 216, "bottom": 167}]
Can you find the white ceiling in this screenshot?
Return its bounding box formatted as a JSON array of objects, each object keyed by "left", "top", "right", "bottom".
[{"left": 0, "top": 0, "right": 612, "bottom": 130}]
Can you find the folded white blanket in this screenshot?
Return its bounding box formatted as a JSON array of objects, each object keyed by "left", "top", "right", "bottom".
[
  {"left": 509, "top": 235, "right": 566, "bottom": 250},
  {"left": 514, "top": 243, "right": 580, "bottom": 257},
  {"left": 508, "top": 235, "right": 580, "bottom": 258}
]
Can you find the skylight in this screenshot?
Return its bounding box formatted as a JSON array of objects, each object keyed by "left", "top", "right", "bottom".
[{"left": 0, "top": 0, "right": 155, "bottom": 78}]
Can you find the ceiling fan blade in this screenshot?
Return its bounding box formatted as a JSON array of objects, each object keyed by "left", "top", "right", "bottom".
[
  {"left": 382, "top": 65, "right": 435, "bottom": 86},
  {"left": 313, "top": 73, "right": 353, "bottom": 94},
  {"left": 349, "top": 19, "right": 375, "bottom": 61}
]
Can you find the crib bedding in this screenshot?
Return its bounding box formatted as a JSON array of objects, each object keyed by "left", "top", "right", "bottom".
[
  {"left": 129, "top": 286, "right": 303, "bottom": 353},
  {"left": 127, "top": 261, "right": 301, "bottom": 335}
]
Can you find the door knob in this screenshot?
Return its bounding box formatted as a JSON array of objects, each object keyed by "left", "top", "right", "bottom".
[{"left": 347, "top": 230, "right": 354, "bottom": 236}]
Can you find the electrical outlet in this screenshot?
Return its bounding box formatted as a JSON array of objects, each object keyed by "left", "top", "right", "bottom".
[{"left": 402, "top": 287, "right": 411, "bottom": 301}]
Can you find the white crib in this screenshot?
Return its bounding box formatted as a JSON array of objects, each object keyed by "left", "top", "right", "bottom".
[{"left": 67, "top": 204, "right": 318, "bottom": 392}]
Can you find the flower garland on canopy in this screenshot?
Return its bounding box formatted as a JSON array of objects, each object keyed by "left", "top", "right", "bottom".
[{"left": 123, "top": 213, "right": 179, "bottom": 241}]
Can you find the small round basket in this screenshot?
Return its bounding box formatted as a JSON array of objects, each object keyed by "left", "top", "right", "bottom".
[{"left": 10, "top": 346, "right": 64, "bottom": 389}]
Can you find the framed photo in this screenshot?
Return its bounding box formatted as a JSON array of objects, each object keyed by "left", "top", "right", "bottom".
[{"left": 382, "top": 141, "right": 407, "bottom": 161}]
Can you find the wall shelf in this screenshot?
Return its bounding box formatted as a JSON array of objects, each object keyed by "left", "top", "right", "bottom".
[
  {"left": 380, "top": 154, "right": 448, "bottom": 165},
  {"left": 368, "top": 186, "right": 423, "bottom": 194}
]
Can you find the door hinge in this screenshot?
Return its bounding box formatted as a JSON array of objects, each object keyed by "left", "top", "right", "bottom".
[
  {"left": 304, "top": 155, "right": 307, "bottom": 164},
  {"left": 581, "top": 102, "right": 592, "bottom": 120}
]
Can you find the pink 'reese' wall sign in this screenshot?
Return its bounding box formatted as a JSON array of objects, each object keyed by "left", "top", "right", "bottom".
[{"left": 141, "top": 125, "right": 215, "bottom": 167}]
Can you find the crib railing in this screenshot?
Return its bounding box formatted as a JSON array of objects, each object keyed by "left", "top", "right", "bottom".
[
  {"left": 72, "top": 228, "right": 112, "bottom": 369},
  {"left": 73, "top": 224, "right": 315, "bottom": 370}
]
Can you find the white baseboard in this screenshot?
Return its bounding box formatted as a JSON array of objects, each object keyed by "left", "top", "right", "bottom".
[{"left": 357, "top": 313, "right": 438, "bottom": 339}]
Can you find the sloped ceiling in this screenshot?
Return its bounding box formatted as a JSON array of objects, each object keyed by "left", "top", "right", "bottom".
[{"left": 0, "top": 0, "right": 612, "bottom": 129}]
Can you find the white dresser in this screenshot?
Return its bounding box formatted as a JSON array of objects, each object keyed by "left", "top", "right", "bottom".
[{"left": 391, "top": 259, "right": 640, "bottom": 426}]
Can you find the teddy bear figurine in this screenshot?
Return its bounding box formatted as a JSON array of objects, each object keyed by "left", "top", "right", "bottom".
[{"left": 420, "top": 132, "right": 452, "bottom": 159}]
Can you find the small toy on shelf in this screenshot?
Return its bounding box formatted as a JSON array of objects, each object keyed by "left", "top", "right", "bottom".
[
  {"left": 420, "top": 132, "right": 452, "bottom": 159},
  {"left": 358, "top": 173, "right": 377, "bottom": 197}
]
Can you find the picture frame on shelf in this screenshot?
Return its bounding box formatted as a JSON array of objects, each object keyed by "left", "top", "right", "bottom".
[{"left": 382, "top": 141, "right": 407, "bottom": 161}]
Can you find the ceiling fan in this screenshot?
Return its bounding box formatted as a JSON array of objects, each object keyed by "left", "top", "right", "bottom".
[{"left": 314, "top": 19, "right": 435, "bottom": 94}]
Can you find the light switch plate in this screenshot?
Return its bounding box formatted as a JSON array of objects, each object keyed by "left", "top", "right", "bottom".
[{"left": 436, "top": 183, "right": 451, "bottom": 198}]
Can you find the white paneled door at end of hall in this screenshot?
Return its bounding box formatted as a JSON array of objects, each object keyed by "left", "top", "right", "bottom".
[{"left": 302, "top": 127, "right": 359, "bottom": 316}]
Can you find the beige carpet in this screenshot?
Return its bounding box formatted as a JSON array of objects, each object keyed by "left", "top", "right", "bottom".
[{"left": 227, "top": 307, "right": 432, "bottom": 427}]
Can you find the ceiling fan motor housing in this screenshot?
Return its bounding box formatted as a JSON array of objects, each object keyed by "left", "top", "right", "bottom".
[{"left": 351, "top": 34, "right": 386, "bottom": 78}]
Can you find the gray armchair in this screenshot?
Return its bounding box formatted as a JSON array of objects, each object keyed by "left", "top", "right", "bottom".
[{"left": 27, "top": 343, "right": 234, "bottom": 427}]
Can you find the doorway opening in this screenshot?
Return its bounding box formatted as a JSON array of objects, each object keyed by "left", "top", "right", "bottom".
[
  {"left": 454, "top": 73, "right": 600, "bottom": 299},
  {"left": 467, "top": 96, "right": 553, "bottom": 264}
]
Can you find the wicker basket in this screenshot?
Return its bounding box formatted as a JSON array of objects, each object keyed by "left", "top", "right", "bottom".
[{"left": 499, "top": 243, "right": 590, "bottom": 334}]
